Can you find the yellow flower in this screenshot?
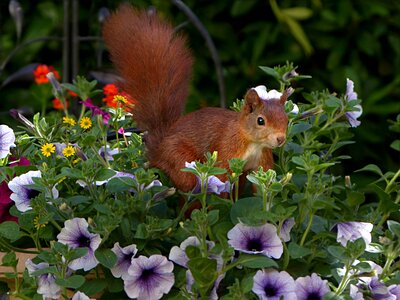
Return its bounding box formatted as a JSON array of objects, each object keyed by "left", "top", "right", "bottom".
[
  {"left": 62, "top": 145, "right": 75, "bottom": 157},
  {"left": 63, "top": 116, "right": 76, "bottom": 126},
  {"left": 41, "top": 143, "right": 56, "bottom": 157},
  {"left": 113, "top": 94, "right": 128, "bottom": 104},
  {"left": 33, "top": 216, "right": 48, "bottom": 230},
  {"left": 79, "top": 117, "right": 92, "bottom": 129}
]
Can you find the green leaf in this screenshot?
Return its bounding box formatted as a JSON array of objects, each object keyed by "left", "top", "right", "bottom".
[
  {"left": 1, "top": 252, "right": 17, "bottom": 267},
  {"left": 0, "top": 221, "right": 21, "bottom": 242},
  {"left": 327, "top": 245, "right": 349, "bottom": 261},
  {"left": 270, "top": 182, "right": 282, "bottom": 192},
  {"left": 284, "top": 17, "right": 313, "bottom": 55},
  {"left": 79, "top": 279, "right": 108, "bottom": 296},
  {"left": 235, "top": 254, "right": 278, "bottom": 268},
  {"left": 95, "top": 169, "right": 117, "bottom": 181},
  {"left": 187, "top": 257, "right": 217, "bottom": 289},
  {"left": 231, "top": 0, "right": 258, "bottom": 16},
  {"left": 291, "top": 156, "right": 306, "bottom": 167},
  {"left": 230, "top": 197, "right": 264, "bottom": 225},
  {"left": 207, "top": 210, "right": 219, "bottom": 226},
  {"left": 390, "top": 140, "right": 400, "bottom": 151},
  {"left": 346, "top": 191, "right": 365, "bottom": 207},
  {"left": 281, "top": 7, "right": 313, "bottom": 20},
  {"left": 95, "top": 249, "right": 117, "bottom": 269},
  {"left": 106, "top": 176, "right": 136, "bottom": 193},
  {"left": 288, "top": 242, "right": 312, "bottom": 258},
  {"left": 31, "top": 266, "right": 58, "bottom": 276},
  {"left": 325, "top": 96, "right": 341, "bottom": 108},
  {"left": 55, "top": 275, "right": 85, "bottom": 288},
  {"left": 68, "top": 247, "right": 88, "bottom": 261},
  {"left": 61, "top": 167, "right": 84, "bottom": 179},
  {"left": 289, "top": 122, "right": 312, "bottom": 135},
  {"left": 387, "top": 220, "right": 400, "bottom": 238},
  {"left": 356, "top": 164, "right": 383, "bottom": 176},
  {"left": 259, "top": 66, "right": 280, "bottom": 82}
]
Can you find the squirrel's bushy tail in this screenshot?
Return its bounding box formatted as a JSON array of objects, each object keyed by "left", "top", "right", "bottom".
[{"left": 102, "top": 5, "right": 193, "bottom": 143}]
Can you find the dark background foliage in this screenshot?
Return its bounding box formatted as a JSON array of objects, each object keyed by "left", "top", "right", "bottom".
[{"left": 0, "top": 0, "right": 399, "bottom": 173}]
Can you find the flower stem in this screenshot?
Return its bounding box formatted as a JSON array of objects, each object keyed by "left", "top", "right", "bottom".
[
  {"left": 335, "top": 261, "right": 352, "bottom": 295},
  {"left": 300, "top": 213, "right": 314, "bottom": 246}
]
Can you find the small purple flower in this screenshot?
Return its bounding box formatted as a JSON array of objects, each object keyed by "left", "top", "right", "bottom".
[
  {"left": 169, "top": 236, "right": 224, "bottom": 300},
  {"left": 280, "top": 218, "right": 295, "bottom": 242},
  {"left": 352, "top": 278, "right": 398, "bottom": 300},
  {"left": 368, "top": 277, "right": 396, "bottom": 300},
  {"left": 99, "top": 145, "right": 119, "bottom": 162},
  {"left": 72, "top": 291, "right": 91, "bottom": 300},
  {"left": 57, "top": 218, "right": 101, "bottom": 271},
  {"left": 192, "top": 175, "right": 230, "bottom": 195},
  {"left": 388, "top": 284, "right": 400, "bottom": 298},
  {"left": 124, "top": 254, "right": 174, "bottom": 300},
  {"left": 345, "top": 78, "right": 362, "bottom": 128},
  {"left": 8, "top": 170, "right": 59, "bottom": 212},
  {"left": 78, "top": 171, "right": 162, "bottom": 193},
  {"left": 295, "top": 273, "right": 330, "bottom": 300},
  {"left": 350, "top": 284, "right": 364, "bottom": 300},
  {"left": 227, "top": 223, "right": 283, "bottom": 259},
  {"left": 111, "top": 242, "right": 138, "bottom": 279},
  {"left": 185, "top": 161, "right": 230, "bottom": 195},
  {"left": 335, "top": 221, "right": 373, "bottom": 247},
  {"left": 0, "top": 124, "right": 16, "bottom": 159},
  {"left": 169, "top": 236, "right": 215, "bottom": 268},
  {"left": 26, "top": 259, "right": 61, "bottom": 299},
  {"left": 252, "top": 269, "right": 296, "bottom": 300},
  {"left": 81, "top": 98, "right": 111, "bottom": 124}
]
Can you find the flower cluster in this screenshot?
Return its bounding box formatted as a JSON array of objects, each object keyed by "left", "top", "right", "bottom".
[{"left": 0, "top": 63, "right": 399, "bottom": 300}]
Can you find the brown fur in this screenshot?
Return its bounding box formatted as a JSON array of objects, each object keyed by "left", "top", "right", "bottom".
[{"left": 103, "top": 6, "right": 288, "bottom": 193}]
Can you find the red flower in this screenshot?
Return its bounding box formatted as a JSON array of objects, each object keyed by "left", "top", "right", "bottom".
[
  {"left": 33, "top": 64, "right": 60, "bottom": 84},
  {"left": 68, "top": 90, "right": 78, "bottom": 97},
  {"left": 103, "top": 83, "right": 119, "bottom": 96},
  {"left": 52, "top": 98, "right": 69, "bottom": 110},
  {"left": 102, "top": 83, "right": 135, "bottom": 108}
]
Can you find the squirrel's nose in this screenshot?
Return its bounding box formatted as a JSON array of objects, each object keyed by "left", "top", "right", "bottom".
[{"left": 276, "top": 136, "right": 286, "bottom": 146}]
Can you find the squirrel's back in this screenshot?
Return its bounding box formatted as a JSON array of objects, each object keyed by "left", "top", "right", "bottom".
[{"left": 102, "top": 5, "right": 193, "bottom": 149}]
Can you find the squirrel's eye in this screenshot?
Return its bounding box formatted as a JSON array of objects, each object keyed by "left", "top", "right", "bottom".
[{"left": 257, "top": 117, "right": 265, "bottom": 126}]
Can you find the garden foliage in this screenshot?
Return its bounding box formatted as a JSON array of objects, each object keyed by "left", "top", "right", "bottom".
[{"left": 0, "top": 63, "right": 398, "bottom": 299}]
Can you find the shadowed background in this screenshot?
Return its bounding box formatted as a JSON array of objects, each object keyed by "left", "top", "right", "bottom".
[{"left": 0, "top": 0, "right": 399, "bottom": 176}]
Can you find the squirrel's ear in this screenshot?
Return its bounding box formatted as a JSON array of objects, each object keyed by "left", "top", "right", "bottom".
[
  {"left": 243, "top": 89, "right": 262, "bottom": 113},
  {"left": 279, "top": 87, "right": 294, "bottom": 105}
]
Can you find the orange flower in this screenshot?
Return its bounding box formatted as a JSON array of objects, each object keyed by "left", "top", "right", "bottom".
[
  {"left": 102, "top": 83, "right": 136, "bottom": 108},
  {"left": 68, "top": 90, "right": 78, "bottom": 97},
  {"left": 33, "top": 64, "right": 60, "bottom": 84},
  {"left": 103, "top": 83, "right": 119, "bottom": 96},
  {"left": 52, "top": 98, "right": 69, "bottom": 110}
]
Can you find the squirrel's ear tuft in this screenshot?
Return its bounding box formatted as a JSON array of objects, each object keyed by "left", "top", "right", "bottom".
[
  {"left": 243, "top": 89, "right": 262, "bottom": 113},
  {"left": 279, "top": 87, "right": 294, "bottom": 105}
]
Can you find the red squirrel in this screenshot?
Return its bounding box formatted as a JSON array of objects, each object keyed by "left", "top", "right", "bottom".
[{"left": 102, "top": 5, "right": 289, "bottom": 193}]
